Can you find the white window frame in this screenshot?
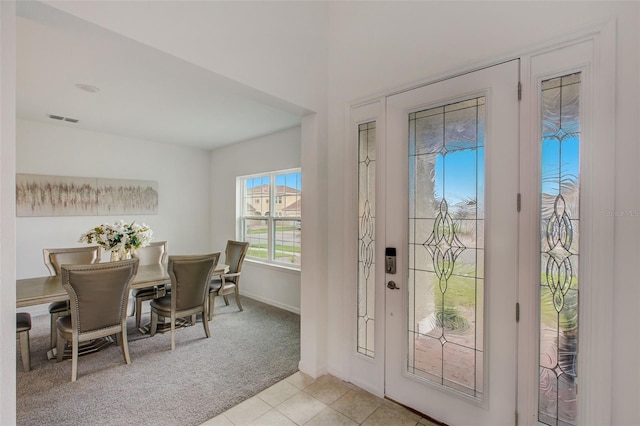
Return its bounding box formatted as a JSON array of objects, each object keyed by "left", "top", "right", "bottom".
[{"left": 237, "top": 168, "right": 301, "bottom": 269}]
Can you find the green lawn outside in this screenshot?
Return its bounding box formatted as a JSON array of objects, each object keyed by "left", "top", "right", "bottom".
[
  {"left": 248, "top": 243, "right": 301, "bottom": 254},
  {"left": 247, "top": 226, "right": 298, "bottom": 234}
]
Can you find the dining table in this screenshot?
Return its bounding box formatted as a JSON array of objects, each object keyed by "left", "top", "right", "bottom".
[
  {"left": 16, "top": 263, "right": 228, "bottom": 308},
  {"left": 16, "top": 262, "right": 228, "bottom": 359}
]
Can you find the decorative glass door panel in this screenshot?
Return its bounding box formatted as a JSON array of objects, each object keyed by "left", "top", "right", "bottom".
[
  {"left": 358, "top": 121, "right": 376, "bottom": 357},
  {"left": 408, "top": 98, "right": 485, "bottom": 398},
  {"left": 539, "top": 72, "right": 581, "bottom": 426}
]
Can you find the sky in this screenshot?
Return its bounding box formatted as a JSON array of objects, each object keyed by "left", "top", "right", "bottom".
[
  {"left": 420, "top": 135, "right": 579, "bottom": 205},
  {"left": 245, "top": 172, "right": 301, "bottom": 190}
]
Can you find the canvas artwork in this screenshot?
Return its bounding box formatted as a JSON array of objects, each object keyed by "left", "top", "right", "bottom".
[
  {"left": 16, "top": 174, "right": 158, "bottom": 217},
  {"left": 96, "top": 178, "right": 158, "bottom": 215}
]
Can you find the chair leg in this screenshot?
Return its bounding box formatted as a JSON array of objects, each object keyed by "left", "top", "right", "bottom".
[
  {"left": 170, "top": 315, "right": 176, "bottom": 351},
  {"left": 150, "top": 311, "right": 158, "bottom": 337},
  {"left": 208, "top": 294, "right": 215, "bottom": 321},
  {"left": 223, "top": 295, "right": 230, "bottom": 306},
  {"left": 121, "top": 328, "right": 131, "bottom": 365},
  {"left": 18, "top": 330, "right": 31, "bottom": 372},
  {"left": 234, "top": 289, "right": 243, "bottom": 312},
  {"left": 202, "top": 306, "right": 211, "bottom": 338},
  {"left": 71, "top": 340, "right": 78, "bottom": 382},
  {"left": 135, "top": 297, "right": 143, "bottom": 329},
  {"left": 50, "top": 312, "right": 58, "bottom": 349},
  {"left": 56, "top": 330, "right": 65, "bottom": 363}
]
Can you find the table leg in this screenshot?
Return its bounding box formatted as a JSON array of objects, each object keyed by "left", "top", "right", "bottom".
[{"left": 46, "top": 337, "right": 114, "bottom": 360}]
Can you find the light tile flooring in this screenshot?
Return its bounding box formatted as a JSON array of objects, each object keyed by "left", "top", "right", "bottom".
[{"left": 200, "top": 372, "right": 442, "bottom": 426}]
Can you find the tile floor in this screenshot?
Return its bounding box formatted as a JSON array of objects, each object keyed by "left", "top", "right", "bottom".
[{"left": 200, "top": 372, "right": 442, "bottom": 426}]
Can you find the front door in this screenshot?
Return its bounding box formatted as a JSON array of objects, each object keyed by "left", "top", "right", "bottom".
[{"left": 384, "top": 60, "right": 520, "bottom": 425}]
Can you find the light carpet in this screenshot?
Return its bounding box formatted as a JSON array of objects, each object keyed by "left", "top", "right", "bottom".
[{"left": 16, "top": 296, "right": 300, "bottom": 426}]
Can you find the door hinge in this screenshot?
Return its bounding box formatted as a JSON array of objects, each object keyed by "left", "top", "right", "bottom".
[
  {"left": 517, "top": 193, "right": 521, "bottom": 212},
  {"left": 518, "top": 82, "right": 522, "bottom": 101},
  {"left": 516, "top": 302, "right": 520, "bottom": 322}
]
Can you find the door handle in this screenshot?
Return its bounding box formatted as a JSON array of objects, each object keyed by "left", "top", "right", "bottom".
[{"left": 387, "top": 281, "right": 399, "bottom": 290}]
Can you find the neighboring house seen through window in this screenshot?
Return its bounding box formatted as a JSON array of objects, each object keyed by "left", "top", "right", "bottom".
[{"left": 238, "top": 169, "right": 301, "bottom": 268}]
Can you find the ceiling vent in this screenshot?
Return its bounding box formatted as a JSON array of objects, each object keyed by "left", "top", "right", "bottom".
[{"left": 48, "top": 114, "right": 79, "bottom": 123}]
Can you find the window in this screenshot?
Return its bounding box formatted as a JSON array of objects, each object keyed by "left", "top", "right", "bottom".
[
  {"left": 238, "top": 169, "right": 301, "bottom": 268},
  {"left": 357, "top": 121, "right": 376, "bottom": 358},
  {"left": 538, "top": 72, "right": 581, "bottom": 426},
  {"left": 408, "top": 97, "right": 486, "bottom": 398}
]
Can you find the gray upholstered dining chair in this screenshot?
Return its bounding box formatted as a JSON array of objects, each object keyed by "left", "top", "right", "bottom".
[
  {"left": 16, "top": 313, "right": 32, "bottom": 372},
  {"left": 56, "top": 258, "right": 139, "bottom": 382},
  {"left": 130, "top": 241, "right": 168, "bottom": 329},
  {"left": 208, "top": 241, "right": 249, "bottom": 320},
  {"left": 43, "top": 246, "right": 102, "bottom": 348},
  {"left": 150, "top": 253, "right": 220, "bottom": 350}
]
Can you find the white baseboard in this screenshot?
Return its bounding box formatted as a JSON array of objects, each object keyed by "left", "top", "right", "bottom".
[
  {"left": 240, "top": 291, "right": 300, "bottom": 315},
  {"left": 298, "top": 360, "right": 328, "bottom": 379},
  {"left": 348, "top": 376, "right": 385, "bottom": 399}
]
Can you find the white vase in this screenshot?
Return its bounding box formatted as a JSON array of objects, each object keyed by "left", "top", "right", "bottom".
[{"left": 111, "top": 251, "right": 131, "bottom": 262}]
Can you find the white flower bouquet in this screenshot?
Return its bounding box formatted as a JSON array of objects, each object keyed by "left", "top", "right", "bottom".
[{"left": 79, "top": 220, "right": 153, "bottom": 258}]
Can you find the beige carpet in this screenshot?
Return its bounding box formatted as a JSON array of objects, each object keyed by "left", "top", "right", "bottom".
[{"left": 17, "top": 296, "right": 300, "bottom": 426}]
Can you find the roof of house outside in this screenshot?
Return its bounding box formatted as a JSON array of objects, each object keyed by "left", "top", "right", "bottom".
[{"left": 247, "top": 185, "right": 301, "bottom": 195}]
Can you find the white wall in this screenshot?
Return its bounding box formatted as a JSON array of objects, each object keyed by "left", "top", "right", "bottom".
[
  {"left": 210, "top": 126, "right": 301, "bottom": 313},
  {"left": 16, "top": 118, "right": 211, "bottom": 279},
  {"left": 326, "top": 1, "right": 639, "bottom": 424},
  {"left": 0, "top": 1, "right": 17, "bottom": 421}
]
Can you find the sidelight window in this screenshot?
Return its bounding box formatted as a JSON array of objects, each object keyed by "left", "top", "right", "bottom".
[
  {"left": 357, "top": 121, "right": 376, "bottom": 357},
  {"left": 538, "top": 72, "right": 581, "bottom": 426}
]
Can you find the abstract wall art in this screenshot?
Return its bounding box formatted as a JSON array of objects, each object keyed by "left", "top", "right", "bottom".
[{"left": 16, "top": 174, "right": 158, "bottom": 217}]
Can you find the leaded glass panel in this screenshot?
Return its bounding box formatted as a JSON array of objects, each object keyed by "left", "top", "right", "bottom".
[
  {"left": 358, "top": 121, "right": 376, "bottom": 357},
  {"left": 408, "top": 97, "right": 485, "bottom": 399},
  {"left": 539, "top": 72, "right": 581, "bottom": 426}
]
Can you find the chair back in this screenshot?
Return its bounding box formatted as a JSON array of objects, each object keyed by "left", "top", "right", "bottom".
[
  {"left": 44, "top": 246, "right": 102, "bottom": 276},
  {"left": 61, "top": 259, "right": 139, "bottom": 334},
  {"left": 168, "top": 254, "right": 220, "bottom": 311},
  {"left": 133, "top": 241, "right": 168, "bottom": 265},
  {"left": 225, "top": 241, "right": 250, "bottom": 275}
]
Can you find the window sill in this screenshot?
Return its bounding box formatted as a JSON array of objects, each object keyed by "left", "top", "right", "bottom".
[{"left": 245, "top": 258, "right": 301, "bottom": 275}]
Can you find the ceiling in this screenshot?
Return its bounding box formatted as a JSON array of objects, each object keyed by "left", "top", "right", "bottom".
[{"left": 16, "top": 2, "right": 305, "bottom": 151}]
